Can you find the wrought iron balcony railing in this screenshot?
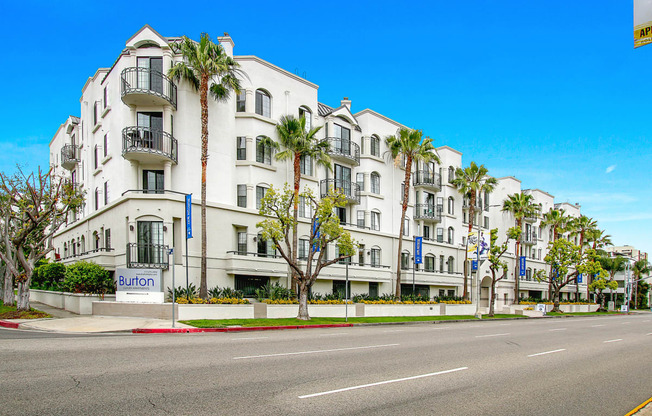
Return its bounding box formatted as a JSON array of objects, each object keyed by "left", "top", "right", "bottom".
[
  {"left": 122, "top": 126, "right": 178, "bottom": 164},
  {"left": 61, "top": 144, "right": 80, "bottom": 170},
  {"left": 414, "top": 204, "right": 443, "bottom": 221},
  {"left": 322, "top": 137, "right": 360, "bottom": 165},
  {"left": 126, "top": 243, "right": 169, "bottom": 269},
  {"left": 121, "top": 67, "right": 177, "bottom": 109},
  {"left": 413, "top": 171, "right": 441, "bottom": 189},
  {"left": 320, "top": 179, "right": 361, "bottom": 204}
]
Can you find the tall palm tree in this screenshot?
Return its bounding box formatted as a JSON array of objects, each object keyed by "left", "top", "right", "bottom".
[
  {"left": 502, "top": 192, "right": 540, "bottom": 304},
  {"left": 385, "top": 128, "right": 439, "bottom": 299},
  {"left": 258, "top": 115, "right": 330, "bottom": 292},
  {"left": 451, "top": 162, "right": 497, "bottom": 299},
  {"left": 632, "top": 259, "right": 651, "bottom": 309},
  {"left": 568, "top": 215, "right": 598, "bottom": 300},
  {"left": 169, "top": 34, "right": 243, "bottom": 299},
  {"left": 587, "top": 229, "right": 612, "bottom": 252}
]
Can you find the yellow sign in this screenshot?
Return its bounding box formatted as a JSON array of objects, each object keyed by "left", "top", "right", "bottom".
[
  {"left": 635, "top": 0, "right": 652, "bottom": 48},
  {"left": 634, "top": 22, "right": 652, "bottom": 48}
]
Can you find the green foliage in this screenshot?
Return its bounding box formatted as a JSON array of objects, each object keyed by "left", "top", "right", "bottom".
[
  {"left": 254, "top": 282, "right": 294, "bottom": 301},
  {"left": 31, "top": 262, "right": 66, "bottom": 290},
  {"left": 208, "top": 286, "right": 244, "bottom": 299},
  {"left": 167, "top": 284, "right": 198, "bottom": 301},
  {"left": 61, "top": 261, "right": 114, "bottom": 295}
]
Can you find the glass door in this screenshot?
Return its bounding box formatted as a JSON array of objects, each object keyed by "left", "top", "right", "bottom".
[
  {"left": 137, "top": 221, "right": 164, "bottom": 264},
  {"left": 334, "top": 164, "right": 351, "bottom": 198}
]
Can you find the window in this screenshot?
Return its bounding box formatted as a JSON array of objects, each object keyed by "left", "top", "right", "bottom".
[
  {"left": 358, "top": 244, "right": 365, "bottom": 266},
  {"left": 255, "top": 89, "right": 271, "bottom": 117},
  {"left": 401, "top": 252, "right": 410, "bottom": 269},
  {"left": 300, "top": 154, "right": 312, "bottom": 176},
  {"left": 237, "top": 231, "right": 247, "bottom": 255},
  {"left": 356, "top": 173, "right": 364, "bottom": 191},
  {"left": 357, "top": 211, "right": 365, "bottom": 228},
  {"left": 436, "top": 228, "right": 444, "bottom": 243},
  {"left": 526, "top": 268, "right": 532, "bottom": 281},
  {"left": 448, "top": 197, "right": 455, "bottom": 215},
  {"left": 103, "top": 134, "right": 108, "bottom": 157},
  {"left": 423, "top": 225, "right": 431, "bottom": 239},
  {"left": 299, "top": 106, "right": 312, "bottom": 131},
  {"left": 425, "top": 255, "right": 435, "bottom": 272},
  {"left": 236, "top": 137, "right": 246, "bottom": 160},
  {"left": 371, "top": 136, "right": 380, "bottom": 157},
  {"left": 299, "top": 196, "right": 312, "bottom": 218},
  {"left": 334, "top": 164, "right": 352, "bottom": 198},
  {"left": 137, "top": 221, "right": 164, "bottom": 264},
  {"left": 137, "top": 57, "right": 163, "bottom": 92},
  {"left": 371, "top": 172, "right": 380, "bottom": 194},
  {"left": 93, "top": 101, "right": 99, "bottom": 126},
  {"left": 333, "top": 124, "right": 351, "bottom": 156},
  {"left": 448, "top": 289, "right": 455, "bottom": 297},
  {"left": 93, "top": 232, "right": 100, "bottom": 250},
  {"left": 448, "top": 256, "right": 455, "bottom": 273},
  {"left": 299, "top": 238, "right": 309, "bottom": 260},
  {"left": 143, "top": 170, "right": 164, "bottom": 194},
  {"left": 105, "top": 229, "right": 111, "bottom": 250},
  {"left": 448, "top": 166, "right": 455, "bottom": 183},
  {"left": 257, "top": 233, "right": 275, "bottom": 258},
  {"left": 335, "top": 206, "right": 347, "bottom": 224},
  {"left": 94, "top": 188, "right": 99, "bottom": 210},
  {"left": 439, "top": 255, "right": 445, "bottom": 273},
  {"left": 484, "top": 216, "right": 490, "bottom": 229},
  {"left": 484, "top": 191, "right": 489, "bottom": 211},
  {"left": 538, "top": 249, "right": 542, "bottom": 260},
  {"left": 93, "top": 145, "right": 99, "bottom": 169},
  {"left": 256, "top": 186, "right": 267, "bottom": 209},
  {"left": 371, "top": 211, "right": 380, "bottom": 231},
  {"left": 103, "top": 181, "right": 109, "bottom": 205},
  {"left": 332, "top": 280, "right": 351, "bottom": 297},
  {"left": 369, "top": 282, "right": 379, "bottom": 298},
  {"left": 236, "top": 90, "right": 246, "bottom": 112},
  {"left": 448, "top": 227, "right": 454, "bottom": 244},
  {"left": 403, "top": 218, "right": 410, "bottom": 236},
  {"left": 237, "top": 185, "right": 247, "bottom": 208},
  {"left": 103, "top": 86, "right": 108, "bottom": 108},
  {"left": 171, "top": 115, "right": 174, "bottom": 137},
  {"left": 371, "top": 248, "right": 381, "bottom": 267},
  {"left": 256, "top": 137, "right": 272, "bottom": 164}
]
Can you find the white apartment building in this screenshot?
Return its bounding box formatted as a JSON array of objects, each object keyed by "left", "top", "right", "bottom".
[{"left": 48, "top": 25, "right": 587, "bottom": 306}]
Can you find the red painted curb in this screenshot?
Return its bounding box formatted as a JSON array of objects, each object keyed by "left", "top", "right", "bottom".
[
  {"left": 132, "top": 323, "right": 353, "bottom": 334},
  {"left": 0, "top": 320, "right": 20, "bottom": 329}
]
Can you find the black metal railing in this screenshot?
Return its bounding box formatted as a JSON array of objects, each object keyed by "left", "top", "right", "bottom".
[
  {"left": 226, "top": 250, "right": 282, "bottom": 259},
  {"left": 57, "top": 247, "right": 114, "bottom": 261},
  {"left": 121, "top": 67, "right": 177, "bottom": 108},
  {"left": 524, "top": 215, "right": 538, "bottom": 222},
  {"left": 61, "top": 144, "right": 79, "bottom": 168},
  {"left": 413, "top": 171, "right": 441, "bottom": 188},
  {"left": 122, "top": 126, "right": 178, "bottom": 163},
  {"left": 320, "top": 179, "right": 361, "bottom": 204},
  {"left": 414, "top": 204, "right": 443, "bottom": 221},
  {"left": 521, "top": 232, "right": 537, "bottom": 244},
  {"left": 322, "top": 138, "right": 360, "bottom": 164},
  {"left": 126, "top": 243, "right": 169, "bottom": 269}
]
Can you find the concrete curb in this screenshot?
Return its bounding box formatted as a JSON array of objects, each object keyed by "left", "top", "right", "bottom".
[
  {"left": 133, "top": 323, "right": 354, "bottom": 334},
  {"left": 0, "top": 320, "right": 20, "bottom": 329}
]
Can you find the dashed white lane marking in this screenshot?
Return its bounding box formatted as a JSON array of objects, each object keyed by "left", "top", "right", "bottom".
[
  {"left": 646, "top": 333, "right": 652, "bottom": 336},
  {"left": 622, "top": 322, "right": 631, "bottom": 325},
  {"left": 527, "top": 349, "right": 566, "bottom": 357},
  {"left": 549, "top": 328, "right": 567, "bottom": 332},
  {"left": 383, "top": 329, "right": 404, "bottom": 333},
  {"left": 591, "top": 324, "right": 605, "bottom": 327},
  {"left": 233, "top": 343, "right": 399, "bottom": 360},
  {"left": 475, "top": 333, "right": 510, "bottom": 338},
  {"left": 603, "top": 339, "right": 623, "bottom": 343},
  {"left": 231, "top": 336, "right": 269, "bottom": 341},
  {"left": 298, "top": 367, "right": 469, "bottom": 399},
  {"left": 498, "top": 324, "right": 511, "bottom": 326},
  {"left": 319, "top": 333, "right": 346, "bottom": 337}
]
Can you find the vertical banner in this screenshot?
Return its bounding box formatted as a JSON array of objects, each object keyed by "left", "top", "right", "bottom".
[
  {"left": 519, "top": 256, "right": 526, "bottom": 276},
  {"left": 635, "top": 0, "right": 652, "bottom": 48},
  {"left": 467, "top": 231, "right": 489, "bottom": 259},
  {"left": 185, "top": 194, "right": 192, "bottom": 239},
  {"left": 577, "top": 273, "right": 583, "bottom": 283},
  {"left": 414, "top": 237, "right": 423, "bottom": 264},
  {"left": 312, "top": 217, "right": 320, "bottom": 252}
]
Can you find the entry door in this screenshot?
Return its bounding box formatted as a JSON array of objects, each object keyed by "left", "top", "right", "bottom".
[
  {"left": 137, "top": 221, "right": 164, "bottom": 264},
  {"left": 137, "top": 57, "right": 163, "bottom": 93},
  {"left": 334, "top": 124, "right": 351, "bottom": 155},
  {"left": 334, "top": 164, "right": 351, "bottom": 197}
]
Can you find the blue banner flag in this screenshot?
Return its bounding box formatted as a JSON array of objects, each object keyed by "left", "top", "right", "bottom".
[
  {"left": 185, "top": 194, "right": 192, "bottom": 239},
  {"left": 312, "top": 217, "right": 320, "bottom": 252},
  {"left": 472, "top": 260, "right": 478, "bottom": 271},
  {"left": 414, "top": 237, "right": 423, "bottom": 264},
  {"left": 519, "top": 256, "right": 526, "bottom": 276},
  {"left": 577, "top": 273, "right": 583, "bottom": 283}
]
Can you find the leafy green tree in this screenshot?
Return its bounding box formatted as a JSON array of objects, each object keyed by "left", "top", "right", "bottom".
[
  {"left": 257, "top": 184, "right": 356, "bottom": 320},
  {"left": 452, "top": 162, "right": 497, "bottom": 299},
  {"left": 589, "top": 275, "right": 618, "bottom": 311},
  {"left": 636, "top": 280, "right": 649, "bottom": 309},
  {"left": 169, "top": 34, "right": 243, "bottom": 299},
  {"left": 257, "top": 115, "right": 330, "bottom": 292},
  {"left": 32, "top": 262, "right": 66, "bottom": 290},
  {"left": 567, "top": 215, "right": 598, "bottom": 300},
  {"left": 598, "top": 255, "right": 626, "bottom": 304},
  {"left": 385, "top": 128, "right": 439, "bottom": 299},
  {"left": 632, "top": 260, "right": 651, "bottom": 309},
  {"left": 0, "top": 168, "right": 83, "bottom": 310},
  {"left": 486, "top": 227, "right": 521, "bottom": 316},
  {"left": 502, "top": 192, "right": 540, "bottom": 304}
]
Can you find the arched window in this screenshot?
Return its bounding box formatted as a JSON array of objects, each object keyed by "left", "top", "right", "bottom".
[
  {"left": 401, "top": 251, "right": 411, "bottom": 269},
  {"left": 447, "top": 256, "right": 455, "bottom": 273},
  {"left": 448, "top": 196, "right": 455, "bottom": 215},
  {"left": 371, "top": 246, "right": 381, "bottom": 267},
  {"left": 63, "top": 243, "right": 68, "bottom": 258},
  {"left": 299, "top": 106, "right": 312, "bottom": 131},
  {"left": 370, "top": 135, "right": 380, "bottom": 157},
  {"left": 371, "top": 210, "right": 380, "bottom": 231},
  {"left": 526, "top": 268, "right": 532, "bottom": 281},
  {"left": 371, "top": 172, "right": 380, "bottom": 194},
  {"left": 94, "top": 232, "right": 100, "bottom": 250},
  {"left": 71, "top": 239, "right": 76, "bottom": 256},
  {"left": 255, "top": 89, "right": 271, "bottom": 117},
  {"left": 80, "top": 236, "right": 85, "bottom": 254},
  {"left": 448, "top": 227, "right": 454, "bottom": 244},
  {"left": 448, "top": 166, "right": 455, "bottom": 183}
]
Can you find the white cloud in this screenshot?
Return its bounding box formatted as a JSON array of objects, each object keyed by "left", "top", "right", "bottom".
[{"left": 605, "top": 164, "right": 617, "bottom": 174}]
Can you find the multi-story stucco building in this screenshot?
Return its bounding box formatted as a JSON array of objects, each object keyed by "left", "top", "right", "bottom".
[{"left": 49, "top": 25, "right": 588, "bottom": 307}]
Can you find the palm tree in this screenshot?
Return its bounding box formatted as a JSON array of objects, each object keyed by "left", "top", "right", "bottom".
[
  {"left": 598, "top": 255, "right": 626, "bottom": 306},
  {"left": 568, "top": 215, "right": 598, "bottom": 300},
  {"left": 542, "top": 208, "right": 570, "bottom": 299},
  {"left": 385, "top": 128, "right": 439, "bottom": 299},
  {"left": 451, "top": 162, "right": 497, "bottom": 299},
  {"left": 632, "top": 260, "right": 651, "bottom": 309},
  {"left": 587, "top": 229, "right": 612, "bottom": 252},
  {"left": 169, "top": 34, "right": 243, "bottom": 298},
  {"left": 502, "top": 192, "right": 540, "bottom": 304},
  {"left": 258, "top": 115, "right": 330, "bottom": 292}
]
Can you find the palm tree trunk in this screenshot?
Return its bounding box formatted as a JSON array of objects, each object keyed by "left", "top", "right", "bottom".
[
  {"left": 292, "top": 154, "right": 301, "bottom": 295},
  {"left": 465, "top": 193, "right": 475, "bottom": 300},
  {"left": 395, "top": 157, "right": 412, "bottom": 300},
  {"left": 199, "top": 75, "right": 208, "bottom": 299}
]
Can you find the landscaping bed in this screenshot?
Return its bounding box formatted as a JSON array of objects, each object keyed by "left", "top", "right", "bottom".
[{"left": 0, "top": 301, "right": 50, "bottom": 319}]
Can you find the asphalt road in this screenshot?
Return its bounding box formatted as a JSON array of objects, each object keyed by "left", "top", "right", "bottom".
[{"left": 0, "top": 314, "right": 650, "bottom": 415}]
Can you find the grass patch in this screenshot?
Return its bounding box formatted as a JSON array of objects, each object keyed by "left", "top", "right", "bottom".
[
  {"left": 547, "top": 311, "right": 620, "bottom": 316},
  {"left": 0, "top": 300, "right": 50, "bottom": 319},
  {"left": 180, "top": 315, "right": 534, "bottom": 328}
]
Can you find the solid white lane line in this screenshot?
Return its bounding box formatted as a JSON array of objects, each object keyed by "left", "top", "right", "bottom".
[
  {"left": 231, "top": 336, "right": 269, "bottom": 341},
  {"left": 475, "top": 333, "right": 510, "bottom": 338},
  {"left": 233, "top": 343, "right": 399, "bottom": 360},
  {"left": 527, "top": 349, "right": 566, "bottom": 357},
  {"left": 603, "top": 339, "right": 623, "bottom": 343},
  {"left": 548, "top": 328, "right": 567, "bottom": 332},
  {"left": 298, "top": 367, "right": 469, "bottom": 399},
  {"left": 591, "top": 324, "right": 605, "bottom": 328}
]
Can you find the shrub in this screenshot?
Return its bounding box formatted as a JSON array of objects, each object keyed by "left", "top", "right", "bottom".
[
  {"left": 255, "top": 282, "right": 295, "bottom": 301},
  {"left": 167, "top": 284, "right": 197, "bottom": 301},
  {"left": 31, "top": 262, "right": 66, "bottom": 290},
  {"left": 61, "top": 261, "right": 114, "bottom": 295},
  {"left": 208, "top": 286, "right": 244, "bottom": 299}
]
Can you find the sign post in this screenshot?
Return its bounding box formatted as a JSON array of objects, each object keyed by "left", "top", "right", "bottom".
[
  {"left": 185, "top": 194, "right": 192, "bottom": 299},
  {"left": 168, "top": 248, "right": 175, "bottom": 328}
]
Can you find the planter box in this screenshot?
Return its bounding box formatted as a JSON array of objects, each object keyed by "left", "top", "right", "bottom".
[
  {"left": 30, "top": 289, "right": 116, "bottom": 315},
  {"left": 178, "top": 304, "right": 254, "bottom": 320}
]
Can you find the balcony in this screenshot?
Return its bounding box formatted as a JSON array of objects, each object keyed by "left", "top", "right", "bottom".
[
  {"left": 521, "top": 232, "right": 537, "bottom": 245},
  {"left": 320, "top": 179, "right": 360, "bottom": 204},
  {"left": 322, "top": 138, "right": 360, "bottom": 165},
  {"left": 414, "top": 204, "right": 443, "bottom": 222},
  {"left": 61, "top": 144, "right": 80, "bottom": 170},
  {"left": 524, "top": 215, "right": 538, "bottom": 223},
  {"left": 413, "top": 171, "right": 441, "bottom": 191},
  {"left": 122, "top": 126, "right": 178, "bottom": 164},
  {"left": 121, "top": 67, "right": 177, "bottom": 109},
  {"left": 126, "top": 243, "right": 169, "bottom": 269},
  {"left": 462, "top": 200, "right": 483, "bottom": 211}
]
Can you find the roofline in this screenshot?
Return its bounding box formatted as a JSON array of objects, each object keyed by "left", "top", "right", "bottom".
[
  {"left": 497, "top": 176, "right": 522, "bottom": 183},
  {"left": 81, "top": 68, "right": 109, "bottom": 96},
  {"left": 235, "top": 55, "right": 319, "bottom": 89},
  {"left": 354, "top": 108, "right": 406, "bottom": 129},
  {"left": 523, "top": 188, "right": 554, "bottom": 198},
  {"left": 436, "top": 145, "right": 462, "bottom": 156},
  {"left": 125, "top": 24, "right": 169, "bottom": 47}
]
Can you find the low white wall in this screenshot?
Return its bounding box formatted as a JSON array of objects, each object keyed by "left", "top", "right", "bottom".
[
  {"left": 178, "top": 305, "right": 254, "bottom": 320},
  {"left": 559, "top": 304, "right": 599, "bottom": 313},
  {"left": 443, "top": 304, "right": 477, "bottom": 315},
  {"left": 30, "top": 290, "right": 116, "bottom": 315},
  {"left": 363, "top": 304, "right": 443, "bottom": 317}
]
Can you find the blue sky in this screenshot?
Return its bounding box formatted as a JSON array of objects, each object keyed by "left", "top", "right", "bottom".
[{"left": 1, "top": 1, "right": 650, "bottom": 255}]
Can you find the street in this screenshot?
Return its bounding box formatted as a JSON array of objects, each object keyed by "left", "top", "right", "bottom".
[{"left": 0, "top": 314, "right": 650, "bottom": 415}]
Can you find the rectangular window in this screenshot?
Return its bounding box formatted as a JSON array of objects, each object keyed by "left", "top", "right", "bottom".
[
  {"left": 137, "top": 221, "right": 164, "bottom": 264},
  {"left": 236, "top": 137, "right": 246, "bottom": 160},
  {"left": 332, "top": 280, "right": 351, "bottom": 297},
  {"left": 439, "top": 255, "right": 445, "bottom": 273},
  {"left": 94, "top": 188, "right": 99, "bottom": 210},
  {"left": 401, "top": 252, "right": 410, "bottom": 269},
  {"left": 437, "top": 228, "right": 443, "bottom": 243},
  {"left": 369, "top": 282, "right": 379, "bottom": 298},
  {"left": 448, "top": 289, "right": 455, "bottom": 297},
  {"left": 171, "top": 115, "right": 174, "bottom": 137},
  {"left": 237, "top": 231, "right": 247, "bottom": 255},
  {"left": 299, "top": 239, "right": 309, "bottom": 260},
  {"left": 105, "top": 229, "right": 111, "bottom": 249},
  {"left": 403, "top": 219, "right": 409, "bottom": 236},
  {"left": 103, "top": 182, "right": 109, "bottom": 205},
  {"left": 371, "top": 137, "right": 380, "bottom": 157},
  {"left": 356, "top": 173, "right": 364, "bottom": 192},
  {"left": 237, "top": 185, "right": 247, "bottom": 208},
  {"left": 300, "top": 154, "right": 312, "bottom": 176},
  {"left": 103, "top": 134, "right": 108, "bottom": 157},
  {"left": 484, "top": 192, "right": 489, "bottom": 211},
  {"left": 143, "top": 170, "right": 164, "bottom": 194},
  {"left": 236, "top": 91, "right": 246, "bottom": 112},
  {"left": 336, "top": 206, "right": 347, "bottom": 224},
  {"left": 299, "top": 196, "right": 312, "bottom": 218},
  {"left": 423, "top": 225, "right": 430, "bottom": 239},
  {"left": 93, "top": 101, "right": 99, "bottom": 126},
  {"left": 93, "top": 145, "right": 98, "bottom": 169},
  {"left": 371, "top": 174, "right": 380, "bottom": 194},
  {"left": 357, "top": 211, "right": 365, "bottom": 228},
  {"left": 256, "top": 138, "right": 272, "bottom": 164},
  {"left": 371, "top": 248, "right": 381, "bottom": 267},
  {"left": 256, "top": 186, "right": 267, "bottom": 209},
  {"left": 103, "top": 86, "right": 108, "bottom": 108},
  {"left": 484, "top": 216, "right": 489, "bottom": 229},
  {"left": 371, "top": 211, "right": 380, "bottom": 231},
  {"left": 358, "top": 244, "right": 365, "bottom": 266}
]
